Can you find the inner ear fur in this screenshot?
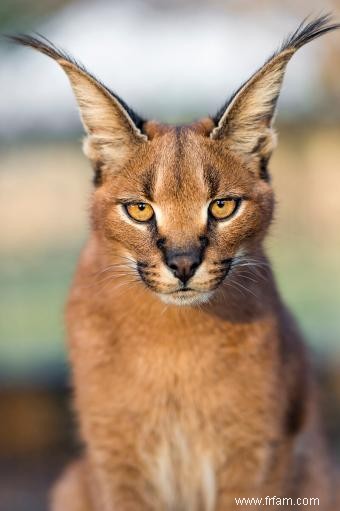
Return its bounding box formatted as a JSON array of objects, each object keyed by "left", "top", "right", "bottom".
[
  {"left": 9, "top": 34, "right": 148, "bottom": 175},
  {"left": 210, "top": 15, "right": 340, "bottom": 162}
]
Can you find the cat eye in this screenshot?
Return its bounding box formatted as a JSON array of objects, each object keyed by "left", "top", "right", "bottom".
[
  {"left": 125, "top": 202, "right": 154, "bottom": 222},
  {"left": 209, "top": 198, "right": 240, "bottom": 220}
]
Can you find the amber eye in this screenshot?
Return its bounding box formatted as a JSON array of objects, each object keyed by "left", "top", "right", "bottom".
[
  {"left": 209, "top": 198, "right": 239, "bottom": 220},
  {"left": 126, "top": 202, "right": 154, "bottom": 222}
]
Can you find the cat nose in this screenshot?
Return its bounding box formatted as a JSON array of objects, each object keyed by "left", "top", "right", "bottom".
[{"left": 166, "top": 252, "right": 201, "bottom": 284}]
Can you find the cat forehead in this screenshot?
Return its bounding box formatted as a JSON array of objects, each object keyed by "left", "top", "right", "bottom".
[
  {"left": 151, "top": 127, "right": 206, "bottom": 198},
  {"left": 129, "top": 125, "right": 254, "bottom": 202}
]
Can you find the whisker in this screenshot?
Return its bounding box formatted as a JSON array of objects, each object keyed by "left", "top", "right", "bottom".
[
  {"left": 91, "top": 278, "right": 139, "bottom": 299},
  {"left": 224, "top": 280, "right": 247, "bottom": 299},
  {"left": 114, "top": 254, "right": 137, "bottom": 264},
  {"left": 94, "top": 263, "right": 133, "bottom": 274},
  {"left": 234, "top": 265, "right": 270, "bottom": 283},
  {"left": 233, "top": 278, "right": 259, "bottom": 299},
  {"left": 233, "top": 272, "right": 258, "bottom": 284},
  {"left": 95, "top": 273, "right": 137, "bottom": 287}
]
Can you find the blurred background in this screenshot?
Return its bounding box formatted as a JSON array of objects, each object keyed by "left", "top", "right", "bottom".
[{"left": 1, "top": 1, "right": 340, "bottom": 510}]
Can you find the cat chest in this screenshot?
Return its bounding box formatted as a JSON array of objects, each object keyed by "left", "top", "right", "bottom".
[
  {"left": 139, "top": 398, "right": 275, "bottom": 511},
  {"left": 85, "top": 324, "right": 280, "bottom": 509},
  {"left": 136, "top": 369, "right": 277, "bottom": 510}
]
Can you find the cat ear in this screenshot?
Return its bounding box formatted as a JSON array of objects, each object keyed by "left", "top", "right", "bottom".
[
  {"left": 9, "top": 34, "right": 147, "bottom": 171},
  {"left": 211, "top": 15, "right": 339, "bottom": 162}
]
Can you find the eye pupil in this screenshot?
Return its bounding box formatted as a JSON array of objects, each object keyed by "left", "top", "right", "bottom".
[
  {"left": 125, "top": 202, "right": 154, "bottom": 222},
  {"left": 209, "top": 197, "right": 240, "bottom": 220}
]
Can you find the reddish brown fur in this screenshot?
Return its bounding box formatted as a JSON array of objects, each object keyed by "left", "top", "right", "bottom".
[
  {"left": 10, "top": 17, "right": 340, "bottom": 511},
  {"left": 55, "top": 123, "right": 338, "bottom": 511}
]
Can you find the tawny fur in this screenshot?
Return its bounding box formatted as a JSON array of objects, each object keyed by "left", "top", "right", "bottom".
[{"left": 11, "top": 15, "right": 340, "bottom": 511}]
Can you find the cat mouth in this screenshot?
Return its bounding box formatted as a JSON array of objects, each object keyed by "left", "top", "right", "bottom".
[
  {"left": 159, "top": 288, "right": 214, "bottom": 306},
  {"left": 170, "top": 288, "right": 198, "bottom": 299},
  {"left": 137, "top": 260, "right": 231, "bottom": 305}
]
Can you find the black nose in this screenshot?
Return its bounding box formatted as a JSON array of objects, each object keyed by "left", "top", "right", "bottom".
[{"left": 166, "top": 251, "right": 201, "bottom": 284}]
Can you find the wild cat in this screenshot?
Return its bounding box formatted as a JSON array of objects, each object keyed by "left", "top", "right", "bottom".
[{"left": 11, "top": 15, "right": 340, "bottom": 511}]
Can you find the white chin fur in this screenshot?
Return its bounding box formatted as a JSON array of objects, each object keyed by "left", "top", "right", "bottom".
[{"left": 159, "top": 291, "right": 214, "bottom": 306}]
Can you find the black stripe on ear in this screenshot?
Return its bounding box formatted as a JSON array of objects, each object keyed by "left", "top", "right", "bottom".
[{"left": 251, "top": 137, "right": 271, "bottom": 182}]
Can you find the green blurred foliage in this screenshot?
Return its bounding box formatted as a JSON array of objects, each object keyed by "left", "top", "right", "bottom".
[{"left": 0, "top": 0, "right": 69, "bottom": 31}]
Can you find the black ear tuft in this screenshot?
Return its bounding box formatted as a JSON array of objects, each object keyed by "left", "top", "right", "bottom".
[{"left": 280, "top": 13, "right": 340, "bottom": 52}]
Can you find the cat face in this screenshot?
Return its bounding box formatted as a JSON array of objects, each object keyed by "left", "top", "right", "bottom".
[
  {"left": 93, "top": 123, "right": 274, "bottom": 305},
  {"left": 14, "top": 17, "right": 339, "bottom": 304}
]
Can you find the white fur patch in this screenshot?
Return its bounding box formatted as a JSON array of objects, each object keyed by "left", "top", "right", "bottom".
[
  {"left": 200, "top": 203, "right": 209, "bottom": 225},
  {"left": 145, "top": 425, "right": 216, "bottom": 511},
  {"left": 159, "top": 290, "right": 213, "bottom": 306},
  {"left": 152, "top": 203, "right": 164, "bottom": 228},
  {"left": 201, "top": 456, "right": 217, "bottom": 511}
]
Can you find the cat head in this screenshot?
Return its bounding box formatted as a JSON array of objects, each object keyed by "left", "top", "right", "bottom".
[{"left": 11, "top": 16, "right": 339, "bottom": 305}]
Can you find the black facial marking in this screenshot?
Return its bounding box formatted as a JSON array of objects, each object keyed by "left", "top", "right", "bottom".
[
  {"left": 146, "top": 218, "right": 160, "bottom": 247},
  {"left": 209, "top": 258, "right": 232, "bottom": 285},
  {"left": 285, "top": 382, "right": 307, "bottom": 436},
  {"left": 220, "top": 258, "right": 233, "bottom": 266},
  {"left": 142, "top": 168, "right": 156, "bottom": 201},
  {"left": 93, "top": 161, "right": 103, "bottom": 187},
  {"left": 137, "top": 261, "right": 148, "bottom": 269},
  {"left": 259, "top": 157, "right": 270, "bottom": 182},
  {"left": 137, "top": 261, "right": 157, "bottom": 289},
  {"left": 199, "top": 235, "right": 209, "bottom": 249},
  {"left": 206, "top": 214, "right": 219, "bottom": 242},
  {"left": 156, "top": 237, "right": 166, "bottom": 250},
  {"left": 203, "top": 166, "right": 220, "bottom": 198}
]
